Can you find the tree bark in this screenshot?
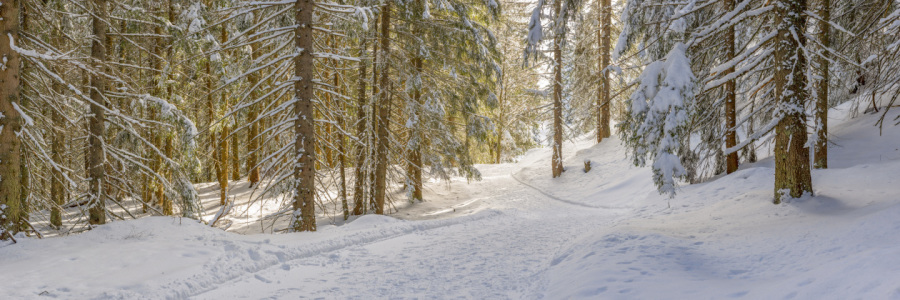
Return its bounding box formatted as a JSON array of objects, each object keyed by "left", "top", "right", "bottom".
[
  {"left": 247, "top": 28, "right": 262, "bottom": 186},
  {"left": 0, "top": 0, "right": 23, "bottom": 237},
  {"left": 551, "top": 0, "right": 564, "bottom": 178},
  {"left": 51, "top": 102, "right": 64, "bottom": 228},
  {"left": 408, "top": 56, "right": 423, "bottom": 202},
  {"left": 813, "top": 0, "right": 830, "bottom": 169},
  {"left": 337, "top": 70, "right": 349, "bottom": 220},
  {"left": 51, "top": 53, "right": 67, "bottom": 227},
  {"left": 598, "top": 0, "right": 611, "bottom": 142},
  {"left": 352, "top": 33, "right": 369, "bottom": 216},
  {"left": 725, "top": 0, "right": 739, "bottom": 174},
  {"left": 218, "top": 126, "right": 230, "bottom": 205},
  {"left": 373, "top": 3, "right": 392, "bottom": 214},
  {"left": 495, "top": 67, "right": 505, "bottom": 164},
  {"left": 292, "top": 0, "right": 316, "bottom": 232},
  {"left": 216, "top": 26, "right": 230, "bottom": 205},
  {"left": 231, "top": 128, "right": 240, "bottom": 181},
  {"left": 207, "top": 56, "right": 216, "bottom": 183},
  {"left": 773, "top": 0, "right": 812, "bottom": 203},
  {"left": 88, "top": 0, "right": 109, "bottom": 225},
  {"left": 407, "top": 4, "right": 424, "bottom": 202},
  {"left": 367, "top": 26, "right": 379, "bottom": 212}
]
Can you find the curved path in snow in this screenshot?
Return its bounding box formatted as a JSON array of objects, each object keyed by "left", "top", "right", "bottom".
[{"left": 190, "top": 169, "right": 629, "bottom": 299}]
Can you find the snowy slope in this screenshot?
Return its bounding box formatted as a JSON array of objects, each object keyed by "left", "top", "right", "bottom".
[
  {"left": 1, "top": 104, "right": 899, "bottom": 299},
  {"left": 545, "top": 104, "right": 900, "bottom": 299}
]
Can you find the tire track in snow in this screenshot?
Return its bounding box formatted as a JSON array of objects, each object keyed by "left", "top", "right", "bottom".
[{"left": 143, "top": 210, "right": 504, "bottom": 299}]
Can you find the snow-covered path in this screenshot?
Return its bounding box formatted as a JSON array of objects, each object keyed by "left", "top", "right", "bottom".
[{"left": 192, "top": 173, "right": 624, "bottom": 299}]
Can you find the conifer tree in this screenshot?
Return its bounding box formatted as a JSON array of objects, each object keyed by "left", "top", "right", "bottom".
[{"left": 525, "top": 0, "right": 583, "bottom": 178}]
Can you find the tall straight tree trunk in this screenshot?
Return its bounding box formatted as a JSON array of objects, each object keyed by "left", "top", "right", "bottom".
[
  {"left": 336, "top": 69, "right": 349, "bottom": 220},
  {"left": 206, "top": 58, "right": 216, "bottom": 182},
  {"left": 247, "top": 29, "right": 261, "bottom": 186},
  {"left": 218, "top": 126, "right": 231, "bottom": 205},
  {"left": 551, "top": 0, "right": 564, "bottom": 178},
  {"left": 773, "top": 0, "right": 812, "bottom": 203},
  {"left": 368, "top": 29, "right": 379, "bottom": 212},
  {"left": 407, "top": 56, "right": 423, "bottom": 202},
  {"left": 51, "top": 77, "right": 65, "bottom": 228},
  {"left": 292, "top": 0, "right": 316, "bottom": 232},
  {"left": 206, "top": 67, "right": 216, "bottom": 182},
  {"left": 366, "top": 26, "right": 380, "bottom": 211},
  {"left": 231, "top": 129, "right": 240, "bottom": 181},
  {"left": 140, "top": 43, "right": 152, "bottom": 213},
  {"left": 597, "top": 0, "right": 611, "bottom": 142},
  {"left": 18, "top": 1, "right": 29, "bottom": 223},
  {"left": 161, "top": 135, "right": 174, "bottom": 215},
  {"left": 725, "top": 0, "right": 739, "bottom": 174},
  {"left": 373, "top": 3, "right": 392, "bottom": 214},
  {"left": 813, "top": 0, "right": 830, "bottom": 169},
  {"left": 88, "top": 0, "right": 109, "bottom": 224},
  {"left": 352, "top": 34, "right": 369, "bottom": 216},
  {"left": 159, "top": 0, "right": 177, "bottom": 216},
  {"left": 495, "top": 65, "right": 506, "bottom": 164},
  {"left": 217, "top": 26, "right": 230, "bottom": 205},
  {"left": 495, "top": 102, "right": 504, "bottom": 164},
  {"left": 407, "top": 4, "right": 424, "bottom": 202},
  {"left": 0, "top": 0, "right": 23, "bottom": 237},
  {"left": 146, "top": 9, "right": 167, "bottom": 213}
]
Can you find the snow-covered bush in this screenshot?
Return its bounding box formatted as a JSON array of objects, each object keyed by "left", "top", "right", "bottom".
[{"left": 619, "top": 43, "right": 696, "bottom": 197}]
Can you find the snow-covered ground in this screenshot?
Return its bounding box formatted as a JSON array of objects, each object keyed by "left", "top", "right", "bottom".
[{"left": 2, "top": 103, "right": 900, "bottom": 299}]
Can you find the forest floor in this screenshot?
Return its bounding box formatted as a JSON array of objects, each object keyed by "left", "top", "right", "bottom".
[{"left": 2, "top": 101, "right": 900, "bottom": 299}]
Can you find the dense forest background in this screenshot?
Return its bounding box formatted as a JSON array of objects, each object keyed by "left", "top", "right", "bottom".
[{"left": 1, "top": 0, "right": 899, "bottom": 239}]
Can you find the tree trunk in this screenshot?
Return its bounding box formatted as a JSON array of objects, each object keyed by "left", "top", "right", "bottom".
[
  {"left": 17, "top": 1, "right": 29, "bottom": 227},
  {"left": 51, "top": 78, "right": 65, "bottom": 228},
  {"left": 551, "top": 0, "right": 564, "bottom": 178},
  {"left": 773, "top": 0, "right": 812, "bottom": 203},
  {"left": 373, "top": 3, "right": 392, "bottom": 214},
  {"left": 231, "top": 129, "right": 240, "bottom": 181},
  {"left": 207, "top": 59, "right": 216, "bottom": 183},
  {"left": 407, "top": 14, "right": 424, "bottom": 202},
  {"left": 216, "top": 26, "right": 230, "bottom": 205},
  {"left": 218, "top": 126, "right": 231, "bottom": 205},
  {"left": 159, "top": 0, "right": 177, "bottom": 216},
  {"left": 813, "top": 0, "right": 830, "bottom": 169},
  {"left": 598, "top": 0, "right": 611, "bottom": 142},
  {"left": 0, "top": 0, "right": 23, "bottom": 237},
  {"left": 352, "top": 34, "right": 369, "bottom": 216},
  {"left": 408, "top": 61, "right": 423, "bottom": 203},
  {"left": 495, "top": 91, "right": 504, "bottom": 164},
  {"left": 367, "top": 28, "right": 379, "bottom": 213},
  {"left": 88, "top": 0, "right": 109, "bottom": 225},
  {"left": 725, "top": 0, "right": 739, "bottom": 174},
  {"left": 161, "top": 135, "right": 174, "bottom": 215},
  {"left": 337, "top": 69, "right": 349, "bottom": 220},
  {"left": 247, "top": 30, "right": 262, "bottom": 186},
  {"left": 292, "top": 0, "right": 316, "bottom": 232}
]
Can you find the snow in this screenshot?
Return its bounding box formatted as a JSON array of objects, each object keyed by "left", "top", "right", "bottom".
[
  {"left": 2, "top": 105, "right": 900, "bottom": 299},
  {"left": 624, "top": 43, "right": 696, "bottom": 196}
]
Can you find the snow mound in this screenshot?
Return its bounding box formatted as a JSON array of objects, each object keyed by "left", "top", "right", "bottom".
[
  {"left": 344, "top": 214, "right": 403, "bottom": 229},
  {"left": 513, "top": 135, "right": 655, "bottom": 209}
]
